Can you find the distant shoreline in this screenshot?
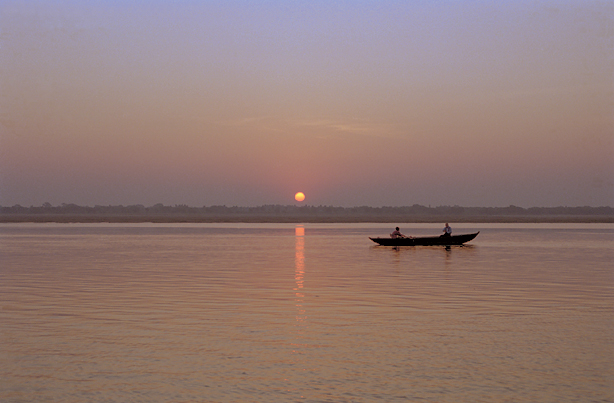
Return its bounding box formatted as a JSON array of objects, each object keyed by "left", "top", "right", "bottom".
[
  {"left": 3, "top": 204, "right": 612, "bottom": 223},
  {"left": 1, "top": 214, "right": 612, "bottom": 224}
]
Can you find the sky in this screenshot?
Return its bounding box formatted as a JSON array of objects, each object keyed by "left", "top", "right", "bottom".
[{"left": 1, "top": 0, "right": 612, "bottom": 208}]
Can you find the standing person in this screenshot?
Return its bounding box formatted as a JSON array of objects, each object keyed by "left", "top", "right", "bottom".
[
  {"left": 442, "top": 223, "right": 452, "bottom": 237},
  {"left": 390, "top": 227, "right": 406, "bottom": 239}
]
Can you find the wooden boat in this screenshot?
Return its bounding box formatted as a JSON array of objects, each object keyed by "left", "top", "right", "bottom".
[{"left": 369, "top": 232, "right": 479, "bottom": 246}]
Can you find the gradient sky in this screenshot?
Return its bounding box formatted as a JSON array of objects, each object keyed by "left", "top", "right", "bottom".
[{"left": 1, "top": 0, "right": 612, "bottom": 207}]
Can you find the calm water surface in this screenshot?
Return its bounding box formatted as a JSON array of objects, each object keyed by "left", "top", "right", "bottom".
[{"left": 1, "top": 223, "right": 612, "bottom": 402}]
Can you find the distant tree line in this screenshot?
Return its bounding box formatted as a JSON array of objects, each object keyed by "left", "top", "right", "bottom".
[{"left": 1, "top": 203, "right": 612, "bottom": 222}]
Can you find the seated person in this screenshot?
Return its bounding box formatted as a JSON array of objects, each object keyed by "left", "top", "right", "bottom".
[
  {"left": 441, "top": 223, "right": 452, "bottom": 237},
  {"left": 390, "top": 227, "right": 407, "bottom": 239}
]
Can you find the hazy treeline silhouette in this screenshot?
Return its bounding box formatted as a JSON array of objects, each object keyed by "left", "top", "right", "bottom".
[{"left": 1, "top": 203, "right": 612, "bottom": 223}]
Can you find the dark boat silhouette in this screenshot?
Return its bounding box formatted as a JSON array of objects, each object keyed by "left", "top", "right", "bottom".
[{"left": 369, "top": 232, "right": 479, "bottom": 246}]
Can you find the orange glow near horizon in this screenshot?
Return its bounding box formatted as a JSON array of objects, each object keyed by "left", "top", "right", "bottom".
[{"left": 294, "top": 192, "right": 306, "bottom": 202}]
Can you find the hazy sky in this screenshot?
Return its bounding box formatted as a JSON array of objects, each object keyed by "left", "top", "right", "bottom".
[{"left": 1, "top": 0, "right": 612, "bottom": 207}]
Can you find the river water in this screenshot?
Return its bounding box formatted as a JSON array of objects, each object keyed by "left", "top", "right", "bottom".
[{"left": 1, "top": 223, "right": 612, "bottom": 402}]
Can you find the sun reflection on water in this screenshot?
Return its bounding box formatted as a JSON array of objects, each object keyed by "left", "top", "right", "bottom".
[{"left": 294, "top": 225, "right": 306, "bottom": 325}]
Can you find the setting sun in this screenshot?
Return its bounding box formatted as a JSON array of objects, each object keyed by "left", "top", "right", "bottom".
[{"left": 294, "top": 192, "right": 305, "bottom": 202}]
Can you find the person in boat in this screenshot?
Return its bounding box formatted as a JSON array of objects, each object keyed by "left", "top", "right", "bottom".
[
  {"left": 390, "top": 227, "right": 408, "bottom": 239},
  {"left": 441, "top": 223, "right": 452, "bottom": 237}
]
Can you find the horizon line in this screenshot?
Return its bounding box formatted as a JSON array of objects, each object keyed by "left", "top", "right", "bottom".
[{"left": 2, "top": 203, "right": 612, "bottom": 210}]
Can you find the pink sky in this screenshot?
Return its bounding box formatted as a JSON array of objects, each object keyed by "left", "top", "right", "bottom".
[{"left": 1, "top": 1, "right": 612, "bottom": 207}]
